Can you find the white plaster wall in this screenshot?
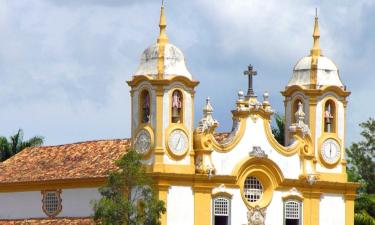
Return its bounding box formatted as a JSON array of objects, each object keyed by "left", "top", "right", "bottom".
[
  {"left": 59, "top": 188, "right": 101, "bottom": 217},
  {"left": 213, "top": 188, "right": 284, "bottom": 225},
  {"left": 167, "top": 186, "right": 194, "bottom": 225},
  {"left": 211, "top": 117, "right": 300, "bottom": 179},
  {"left": 264, "top": 191, "right": 284, "bottom": 225},
  {"left": 0, "top": 191, "right": 45, "bottom": 219},
  {"left": 0, "top": 188, "right": 101, "bottom": 219},
  {"left": 319, "top": 194, "right": 345, "bottom": 225}
]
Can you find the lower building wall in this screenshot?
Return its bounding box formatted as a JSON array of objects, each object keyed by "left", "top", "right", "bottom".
[
  {"left": 319, "top": 194, "right": 345, "bottom": 225},
  {"left": 167, "top": 186, "right": 194, "bottom": 225},
  {"left": 0, "top": 188, "right": 101, "bottom": 219}
]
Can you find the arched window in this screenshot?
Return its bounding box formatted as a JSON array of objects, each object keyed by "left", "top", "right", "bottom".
[
  {"left": 213, "top": 197, "right": 231, "bottom": 225},
  {"left": 324, "top": 100, "right": 336, "bottom": 133},
  {"left": 140, "top": 90, "right": 151, "bottom": 124},
  {"left": 284, "top": 200, "right": 302, "bottom": 225},
  {"left": 292, "top": 99, "right": 303, "bottom": 123},
  {"left": 171, "top": 90, "right": 183, "bottom": 123}
]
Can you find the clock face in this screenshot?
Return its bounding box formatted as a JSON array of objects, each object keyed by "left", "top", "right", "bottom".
[
  {"left": 321, "top": 139, "right": 341, "bottom": 164},
  {"left": 134, "top": 129, "right": 151, "bottom": 154},
  {"left": 168, "top": 129, "right": 188, "bottom": 156}
]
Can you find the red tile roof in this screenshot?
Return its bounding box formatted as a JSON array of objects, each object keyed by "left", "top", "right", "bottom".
[
  {"left": 0, "top": 217, "right": 94, "bottom": 225},
  {"left": 0, "top": 139, "right": 130, "bottom": 184},
  {"left": 0, "top": 133, "right": 228, "bottom": 184}
]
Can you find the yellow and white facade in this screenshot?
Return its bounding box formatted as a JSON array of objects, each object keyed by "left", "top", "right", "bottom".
[{"left": 128, "top": 5, "right": 359, "bottom": 225}]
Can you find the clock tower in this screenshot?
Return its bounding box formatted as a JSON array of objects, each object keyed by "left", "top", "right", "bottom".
[
  {"left": 127, "top": 4, "right": 199, "bottom": 174},
  {"left": 282, "top": 13, "right": 350, "bottom": 182}
]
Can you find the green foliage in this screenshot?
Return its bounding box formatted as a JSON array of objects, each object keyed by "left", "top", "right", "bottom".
[
  {"left": 93, "top": 149, "right": 166, "bottom": 225},
  {"left": 0, "top": 129, "right": 44, "bottom": 162},
  {"left": 355, "top": 194, "right": 375, "bottom": 225},
  {"left": 271, "top": 113, "right": 285, "bottom": 146},
  {"left": 347, "top": 118, "right": 375, "bottom": 194}
]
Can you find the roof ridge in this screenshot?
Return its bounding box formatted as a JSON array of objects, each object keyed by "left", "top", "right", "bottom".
[{"left": 30, "top": 138, "right": 131, "bottom": 149}]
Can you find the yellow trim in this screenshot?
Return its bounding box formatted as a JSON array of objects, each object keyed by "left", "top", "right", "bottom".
[
  {"left": 153, "top": 85, "right": 164, "bottom": 171},
  {"left": 164, "top": 124, "right": 190, "bottom": 160},
  {"left": 263, "top": 119, "right": 301, "bottom": 156},
  {"left": 210, "top": 117, "right": 247, "bottom": 152},
  {"left": 156, "top": 185, "right": 169, "bottom": 225},
  {"left": 302, "top": 191, "right": 321, "bottom": 225},
  {"left": 134, "top": 125, "right": 155, "bottom": 160},
  {"left": 281, "top": 85, "right": 350, "bottom": 98},
  {"left": 234, "top": 157, "right": 283, "bottom": 208},
  {"left": 345, "top": 193, "right": 356, "bottom": 225},
  {"left": 127, "top": 75, "right": 199, "bottom": 89},
  {"left": 194, "top": 187, "right": 211, "bottom": 225},
  {"left": 317, "top": 133, "right": 342, "bottom": 168},
  {"left": 0, "top": 177, "right": 107, "bottom": 193}
]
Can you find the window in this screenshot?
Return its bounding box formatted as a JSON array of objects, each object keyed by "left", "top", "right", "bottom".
[
  {"left": 324, "top": 100, "right": 336, "bottom": 133},
  {"left": 213, "top": 197, "right": 230, "bottom": 225},
  {"left": 171, "top": 90, "right": 183, "bottom": 123},
  {"left": 140, "top": 90, "right": 151, "bottom": 124},
  {"left": 42, "top": 190, "right": 62, "bottom": 217},
  {"left": 244, "top": 176, "right": 263, "bottom": 203},
  {"left": 284, "top": 200, "right": 301, "bottom": 225}
]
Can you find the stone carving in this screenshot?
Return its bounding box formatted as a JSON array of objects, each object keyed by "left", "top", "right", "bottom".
[
  {"left": 249, "top": 146, "right": 268, "bottom": 158},
  {"left": 196, "top": 97, "right": 219, "bottom": 133},
  {"left": 289, "top": 102, "right": 311, "bottom": 137},
  {"left": 247, "top": 206, "right": 267, "bottom": 225}
]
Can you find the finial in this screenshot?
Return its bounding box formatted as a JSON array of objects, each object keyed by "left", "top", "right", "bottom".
[
  {"left": 157, "top": 0, "right": 169, "bottom": 44},
  {"left": 310, "top": 8, "right": 322, "bottom": 57},
  {"left": 204, "top": 97, "right": 214, "bottom": 115},
  {"left": 243, "top": 64, "right": 258, "bottom": 98}
]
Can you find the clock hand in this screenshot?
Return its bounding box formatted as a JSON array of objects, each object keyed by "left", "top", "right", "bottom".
[
  {"left": 176, "top": 136, "right": 181, "bottom": 150},
  {"left": 329, "top": 144, "right": 332, "bottom": 157}
]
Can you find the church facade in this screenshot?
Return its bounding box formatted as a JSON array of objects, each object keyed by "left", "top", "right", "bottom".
[{"left": 0, "top": 5, "right": 358, "bottom": 225}]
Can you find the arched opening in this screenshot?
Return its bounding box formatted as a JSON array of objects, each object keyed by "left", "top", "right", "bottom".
[
  {"left": 324, "top": 100, "right": 336, "bottom": 133},
  {"left": 140, "top": 90, "right": 151, "bottom": 124},
  {"left": 171, "top": 90, "right": 183, "bottom": 123}
]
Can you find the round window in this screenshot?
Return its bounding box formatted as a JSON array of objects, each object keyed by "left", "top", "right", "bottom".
[{"left": 243, "top": 176, "right": 263, "bottom": 203}]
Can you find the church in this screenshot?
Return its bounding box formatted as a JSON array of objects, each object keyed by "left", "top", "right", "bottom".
[{"left": 0, "top": 4, "right": 358, "bottom": 225}]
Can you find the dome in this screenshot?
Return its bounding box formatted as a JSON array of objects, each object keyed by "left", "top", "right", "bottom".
[
  {"left": 287, "top": 55, "right": 343, "bottom": 87},
  {"left": 133, "top": 42, "right": 192, "bottom": 79}
]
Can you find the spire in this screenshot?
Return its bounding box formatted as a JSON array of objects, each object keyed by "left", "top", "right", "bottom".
[
  {"left": 157, "top": 0, "right": 169, "bottom": 44},
  {"left": 310, "top": 8, "right": 322, "bottom": 57}
]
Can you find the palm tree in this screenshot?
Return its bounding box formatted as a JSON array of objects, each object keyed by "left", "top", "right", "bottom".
[
  {"left": 354, "top": 194, "right": 375, "bottom": 225},
  {"left": 0, "top": 129, "right": 44, "bottom": 162},
  {"left": 271, "top": 113, "right": 285, "bottom": 146}
]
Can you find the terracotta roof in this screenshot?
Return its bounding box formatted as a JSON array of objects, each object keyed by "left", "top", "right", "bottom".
[
  {"left": 0, "top": 217, "right": 94, "bottom": 225},
  {"left": 213, "top": 132, "right": 230, "bottom": 142},
  {"left": 0, "top": 139, "right": 130, "bottom": 183}
]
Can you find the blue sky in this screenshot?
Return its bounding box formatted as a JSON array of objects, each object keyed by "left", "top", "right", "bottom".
[{"left": 0, "top": 0, "right": 374, "bottom": 146}]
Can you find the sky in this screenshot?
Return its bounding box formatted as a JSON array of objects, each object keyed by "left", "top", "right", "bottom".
[{"left": 0, "top": 0, "right": 374, "bottom": 146}]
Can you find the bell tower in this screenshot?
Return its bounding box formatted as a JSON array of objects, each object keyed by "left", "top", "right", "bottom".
[
  {"left": 282, "top": 12, "right": 350, "bottom": 182},
  {"left": 127, "top": 3, "right": 199, "bottom": 174}
]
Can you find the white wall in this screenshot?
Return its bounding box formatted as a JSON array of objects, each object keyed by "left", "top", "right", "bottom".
[
  {"left": 211, "top": 117, "right": 300, "bottom": 179},
  {"left": 319, "top": 194, "right": 345, "bottom": 225},
  {"left": 0, "top": 188, "right": 101, "bottom": 219},
  {"left": 167, "top": 186, "right": 194, "bottom": 225}
]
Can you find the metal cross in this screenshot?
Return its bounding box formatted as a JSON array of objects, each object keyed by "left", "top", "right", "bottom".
[{"left": 243, "top": 64, "right": 257, "bottom": 97}]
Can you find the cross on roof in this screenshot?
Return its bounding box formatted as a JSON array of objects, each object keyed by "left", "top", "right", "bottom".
[{"left": 243, "top": 64, "right": 257, "bottom": 98}]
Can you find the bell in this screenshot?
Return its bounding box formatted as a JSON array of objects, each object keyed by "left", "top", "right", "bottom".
[{"left": 172, "top": 107, "right": 180, "bottom": 123}]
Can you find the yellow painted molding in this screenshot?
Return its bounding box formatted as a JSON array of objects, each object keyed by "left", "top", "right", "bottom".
[
  {"left": 281, "top": 85, "right": 350, "bottom": 98},
  {"left": 0, "top": 177, "right": 107, "bottom": 193},
  {"left": 127, "top": 75, "right": 199, "bottom": 89},
  {"left": 212, "top": 191, "right": 233, "bottom": 199}
]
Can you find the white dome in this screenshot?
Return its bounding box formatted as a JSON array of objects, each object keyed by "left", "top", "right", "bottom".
[
  {"left": 134, "top": 43, "right": 192, "bottom": 79},
  {"left": 287, "top": 56, "right": 344, "bottom": 87}
]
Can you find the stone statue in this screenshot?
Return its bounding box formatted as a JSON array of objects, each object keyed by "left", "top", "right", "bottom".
[{"left": 247, "top": 206, "right": 266, "bottom": 225}]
